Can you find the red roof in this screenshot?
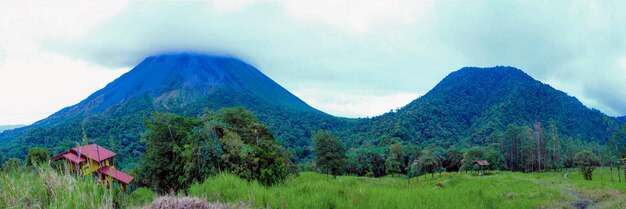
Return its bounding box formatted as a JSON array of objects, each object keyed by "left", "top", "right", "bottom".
[
  {"left": 52, "top": 151, "right": 85, "bottom": 163},
  {"left": 72, "top": 144, "right": 116, "bottom": 162},
  {"left": 98, "top": 166, "right": 134, "bottom": 184},
  {"left": 62, "top": 152, "right": 85, "bottom": 163}
]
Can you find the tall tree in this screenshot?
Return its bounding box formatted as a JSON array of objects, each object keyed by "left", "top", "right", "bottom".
[
  {"left": 312, "top": 130, "right": 346, "bottom": 178},
  {"left": 460, "top": 147, "right": 484, "bottom": 172},
  {"left": 407, "top": 159, "right": 421, "bottom": 183},
  {"left": 385, "top": 143, "right": 404, "bottom": 176},
  {"left": 139, "top": 112, "right": 201, "bottom": 192},
  {"left": 533, "top": 120, "right": 545, "bottom": 172},
  {"left": 443, "top": 148, "right": 463, "bottom": 172},
  {"left": 609, "top": 124, "right": 626, "bottom": 181},
  {"left": 419, "top": 151, "right": 442, "bottom": 178},
  {"left": 547, "top": 120, "right": 561, "bottom": 171}
]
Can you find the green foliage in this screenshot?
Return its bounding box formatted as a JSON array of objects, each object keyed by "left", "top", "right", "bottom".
[
  {"left": 0, "top": 163, "right": 114, "bottom": 208},
  {"left": 138, "top": 112, "right": 201, "bottom": 192},
  {"left": 26, "top": 147, "right": 49, "bottom": 166},
  {"left": 484, "top": 148, "right": 507, "bottom": 170},
  {"left": 460, "top": 147, "right": 485, "bottom": 172},
  {"left": 384, "top": 143, "right": 404, "bottom": 176},
  {"left": 139, "top": 107, "right": 291, "bottom": 193},
  {"left": 417, "top": 151, "right": 442, "bottom": 177},
  {"left": 442, "top": 148, "right": 463, "bottom": 172},
  {"left": 406, "top": 160, "right": 420, "bottom": 179},
  {"left": 2, "top": 158, "right": 21, "bottom": 173},
  {"left": 574, "top": 150, "right": 600, "bottom": 181},
  {"left": 609, "top": 124, "right": 626, "bottom": 159},
  {"left": 345, "top": 147, "right": 386, "bottom": 177},
  {"left": 312, "top": 130, "right": 346, "bottom": 177},
  {"left": 124, "top": 187, "right": 156, "bottom": 207}
]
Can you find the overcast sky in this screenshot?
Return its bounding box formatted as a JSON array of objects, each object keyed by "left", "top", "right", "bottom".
[{"left": 1, "top": 0, "right": 625, "bottom": 125}]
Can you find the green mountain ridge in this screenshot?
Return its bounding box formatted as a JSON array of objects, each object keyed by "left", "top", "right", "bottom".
[
  {"left": 343, "top": 66, "right": 618, "bottom": 148},
  {"left": 0, "top": 55, "right": 622, "bottom": 169}
]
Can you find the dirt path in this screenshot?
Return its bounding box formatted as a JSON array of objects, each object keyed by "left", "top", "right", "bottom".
[
  {"left": 561, "top": 172, "right": 593, "bottom": 209},
  {"left": 513, "top": 173, "right": 593, "bottom": 209},
  {"left": 569, "top": 189, "right": 592, "bottom": 209}
]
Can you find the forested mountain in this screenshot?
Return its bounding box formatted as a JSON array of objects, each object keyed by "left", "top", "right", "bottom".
[
  {"left": 617, "top": 116, "right": 626, "bottom": 125},
  {"left": 346, "top": 66, "right": 619, "bottom": 147},
  {"left": 0, "top": 55, "right": 622, "bottom": 170},
  {"left": 0, "top": 125, "right": 23, "bottom": 133},
  {"left": 0, "top": 53, "right": 346, "bottom": 168}
]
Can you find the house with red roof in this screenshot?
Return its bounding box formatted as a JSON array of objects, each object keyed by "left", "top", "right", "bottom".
[{"left": 52, "top": 144, "right": 134, "bottom": 190}]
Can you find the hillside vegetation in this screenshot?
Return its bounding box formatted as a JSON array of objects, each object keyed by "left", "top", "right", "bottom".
[{"left": 1, "top": 58, "right": 623, "bottom": 171}]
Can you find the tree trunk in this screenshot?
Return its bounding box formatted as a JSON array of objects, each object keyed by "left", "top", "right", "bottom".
[
  {"left": 610, "top": 164, "right": 614, "bottom": 182},
  {"left": 618, "top": 165, "right": 622, "bottom": 183}
]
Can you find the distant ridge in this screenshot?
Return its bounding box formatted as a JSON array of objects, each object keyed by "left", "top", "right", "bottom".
[{"left": 0, "top": 125, "right": 24, "bottom": 133}]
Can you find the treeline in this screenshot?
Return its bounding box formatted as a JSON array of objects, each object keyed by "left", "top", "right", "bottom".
[{"left": 309, "top": 121, "right": 626, "bottom": 179}]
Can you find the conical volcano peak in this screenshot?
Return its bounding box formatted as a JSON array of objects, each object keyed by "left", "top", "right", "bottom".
[
  {"left": 141, "top": 53, "right": 241, "bottom": 67},
  {"left": 451, "top": 66, "right": 531, "bottom": 80},
  {"left": 55, "top": 52, "right": 319, "bottom": 115}
]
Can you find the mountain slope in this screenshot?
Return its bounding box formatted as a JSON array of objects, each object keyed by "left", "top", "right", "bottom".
[
  {"left": 1, "top": 61, "right": 621, "bottom": 169},
  {"left": 38, "top": 53, "right": 320, "bottom": 125},
  {"left": 347, "top": 66, "right": 618, "bottom": 146},
  {"left": 0, "top": 125, "right": 24, "bottom": 133},
  {"left": 0, "top": 53, "right": 345, "bottom": 168}
]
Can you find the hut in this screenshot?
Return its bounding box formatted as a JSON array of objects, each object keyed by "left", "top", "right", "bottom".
[
  {"left": 473, "top": 160, "right": 490, "bottom": 174},
  {"left": 52, "top": 144, "right": 134, "bottom": 190}
]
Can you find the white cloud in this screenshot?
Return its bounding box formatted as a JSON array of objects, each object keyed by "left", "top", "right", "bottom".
[
  {"left": 293, "top": 89, "right": 420, "bottom": 118},
  {"left": 1, "top": 0, "right": 626, "bottom": 125},
  {"left": 0, "top": 51, "right": 127, "bottom": 125},
  {"left": 280, "top": 0, "right": 433, "bottom": 34}
]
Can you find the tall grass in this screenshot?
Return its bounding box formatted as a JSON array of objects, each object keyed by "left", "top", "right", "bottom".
[
  {"left": 0, "top": 163, "right": 114, "bottom": 209},
  {"left": 4, "top": 164, "right": 625, "bottom": 208},
  {"left": 188, "top": 171, "right": 566, "bottom": 209}
]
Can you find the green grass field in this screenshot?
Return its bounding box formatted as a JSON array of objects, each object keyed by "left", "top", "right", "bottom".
[
  {"left": 2, "top": 165, "right": 626, "bottom": 208},
  {"left": 187, "top": 168, "right": 626, "bottom": 209}
]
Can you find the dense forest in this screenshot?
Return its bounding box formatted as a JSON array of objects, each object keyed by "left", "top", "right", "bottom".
[{"left": 0, "top": 55, "right": 623, "bottom": 175}]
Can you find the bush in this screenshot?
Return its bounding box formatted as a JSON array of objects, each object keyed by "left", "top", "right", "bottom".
[
  {"left": 2, "top": 158, "right": 22, "bottom": 172},
  {"left": 26, "top": 147, "right": 49, "bottom": 166},
  {"left": 124, "top": 187, "right": 156, "bottom": 207}
]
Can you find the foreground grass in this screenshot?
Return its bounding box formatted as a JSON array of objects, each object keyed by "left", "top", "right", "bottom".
[
  {"left": 187, "top": 169, "right": 626, "bottom": 209},
  {"left": 0, "top": 165, "right": 114, "bottom": 209},
  {"left": 3, "top": 164, "right": 625, "bottom": 208}
]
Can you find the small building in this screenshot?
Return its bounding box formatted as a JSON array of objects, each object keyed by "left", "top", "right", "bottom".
[
  {"left": 473, "top": 160, "right": 490, "bottom": 174},
  {"left": 474, "top": 160, "right": 490, "bottom": 167},
  {"left": 52, "top": 144, "right": 134, "bottom": 190}
]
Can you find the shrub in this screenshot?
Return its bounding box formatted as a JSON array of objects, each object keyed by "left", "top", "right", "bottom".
[
  {"left": 124, "top": 187, "right": 156, "bottom": 207},
  {"left": 574, "top": 150, "right": 600, "bottom": 181},
  {"left": 2, "top": 158, "right": 22, "bottom": 172},
  {"left": 26, "top": 147, "right": 49, "bottom": 166}
]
